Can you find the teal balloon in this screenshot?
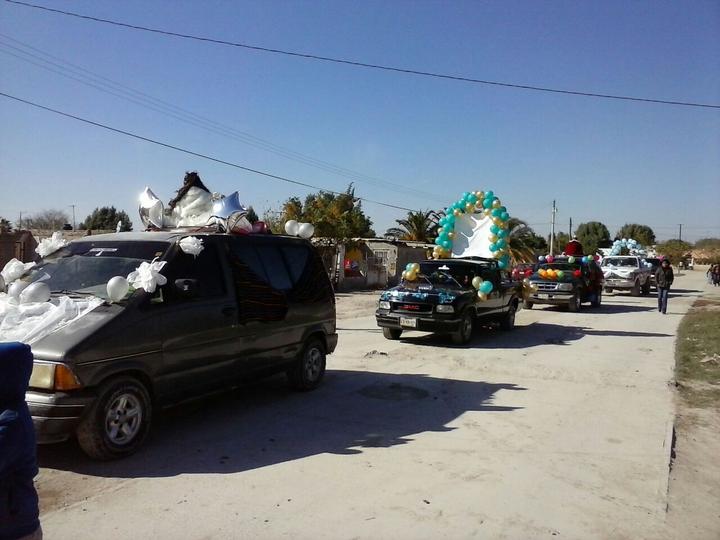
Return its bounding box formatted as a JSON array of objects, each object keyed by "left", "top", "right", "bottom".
[
  {"left": 491, "top": 208, "right": 502, "bottom": 217},
  {"left": 435, "top": 237, "right": 443, "bottom": 246},
  {"left": 490, "top": 225, "right": 500, "bottom": 234},
  {"left": 485, "top": 190, "right": 494, "bottom": 200},
  {"left": 498, "top": 260, "right": 508, "bottom": 269},
  {"left": 479, "top": 281, "right": 493, "bottom": 294},
  {"left": 439, "top": 217, "right": 447, "bottom": 227},
  {"left": 446, "top": 213, "right": 455, "bottom": 225},
  {"left": 489, "top": 243, "right": 498, "bottom": 252},
  {"left": 406, "top": 263, "right": 414, "bottom": 271},
  {"left": 467, "top": 193, "right": 477, "bottom": 204},
  {"left": 483, "top": 198, "right": 493, "bottom": 209},
  {"left": 445, "top": 207, "right": 453, "bottom": 216},
  {"left": 442, "top": 224, "right": 452, "bottom": 233},
  {"left": 461, "top": 192, "right": 470, "bottom": 201},
  {"left": 441, "top": 240, "right": 452, "bottom": 249},
  {"left": 438, "top": 232, "right": 449, "bottom": 243},
  {"left": 496, "top": 239, "right": 507, "bottom": 249},
  {"left": 500, "top": 212, "right": 510, "bottom": 221},
  {"left": 499, "top": 206, "right": 507, "bottom": 213},
  {"left": 497, "top": 229, "right": 508, "bottom": 238}
]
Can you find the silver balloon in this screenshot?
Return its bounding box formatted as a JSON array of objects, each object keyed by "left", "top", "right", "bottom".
[
  {"left": 139, "top": 187, "right": 165, "bottom": 229},
  {"left": 227, "top": 211, "right": 252, "bottom": 234},
  {"left": 212, "top": 191, "right": 247, "bottom": 231},
  {"left": 19, "top": 282, "right": 51, "bottom": 304}
]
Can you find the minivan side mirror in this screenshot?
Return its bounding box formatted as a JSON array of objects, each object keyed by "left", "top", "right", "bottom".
[{"left": 174, "top": 278, "right": 200, "bottom": 298}]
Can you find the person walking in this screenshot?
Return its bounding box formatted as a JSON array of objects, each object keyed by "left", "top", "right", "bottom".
[
  {"left": 655, "top": 258, "right": 674, "bottom": 314},
  {"left": 0, "top": 342, "right": 42, "bottom": 540}
]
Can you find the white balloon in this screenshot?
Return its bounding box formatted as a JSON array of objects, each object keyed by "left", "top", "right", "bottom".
[
  {"left": 107, "top": 276, "right": 130, "bottom": 303},
  {"left": 298, "top": 222, "right": 315, "bottom": 239},
  {"left": 7, "top": 280, "right": 29, "bottom": 299},
  {"left": 284, "top": 220, "right": 300, "bottom": 236},
  {"left": 19, "top": 282, "right": 51, "bottom": 304}
]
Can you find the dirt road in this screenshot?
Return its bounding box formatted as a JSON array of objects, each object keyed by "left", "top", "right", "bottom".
[{"left": 36, "top": 272, "right": 708, "bottom": 539}]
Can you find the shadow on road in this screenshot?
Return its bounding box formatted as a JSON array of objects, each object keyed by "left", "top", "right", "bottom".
[
  {"left": 38, "top": 370, "right": 524, "bottom": 477},
  {"left": 400, "top": 321, "right": 672, "bottom": 349}
]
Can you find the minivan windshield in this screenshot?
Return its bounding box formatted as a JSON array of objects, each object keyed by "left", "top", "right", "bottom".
[{"left": 23, "top": 241, "right": 170, "bottom": 299}]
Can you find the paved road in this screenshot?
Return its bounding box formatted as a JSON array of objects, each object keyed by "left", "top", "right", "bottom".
[{"left": 36, "top": 271, "right": 706, "bottom": 539}]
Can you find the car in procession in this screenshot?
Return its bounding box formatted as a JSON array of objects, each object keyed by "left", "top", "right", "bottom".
[
  {"left": 375, "top": 257, "right": 523, "bottom": 344},
  {"left": 8, "top": 230, "right": 337, "bottom": 459},
  {"left": 524, "top": 256, "right": 604, "bottom": 311},
  {"left": 600, "top": 255, "right": 652, "bottom": 296}
]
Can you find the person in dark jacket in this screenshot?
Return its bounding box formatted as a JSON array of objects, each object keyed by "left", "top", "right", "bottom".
[
  {"left": 0, "top": 342, "right": 41, "bottom": 540},
  {"left": 655, "top": 258, "right": 674, "bottom": 314}
]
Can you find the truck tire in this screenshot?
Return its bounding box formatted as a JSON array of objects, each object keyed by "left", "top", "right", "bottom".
[
  {"left": 77, "top": 376, "right": 152, "bottom": 461},
  {"left": 641, "top": 279, "right": 651, "bottom": 296},
  {"left": 631, "top": 280, "right": 641, "bottom": 296},
  {"left": 451, "top": 310, "right": 473, "bottom": 345},
  {"left": 500, "top": 301, "right": 517, "bottom": 331},
  {"left": 382, "top": 327, "right": 402, "bottom": 340},
  {"left": 287, "top": 338, "right": 326, "bottom": 391},
  {"left": 523, "top": 300, "right": 534, "bottom": 310},
  {"left": 568, "top": 293, "right": 582, "bottom": 312}
]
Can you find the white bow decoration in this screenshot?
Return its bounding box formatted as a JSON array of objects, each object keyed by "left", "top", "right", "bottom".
[
  {"left": 179, "top": 236, "right": 204, "bottom": 257},
  {"left": 36, "top": 232, "right": 68, "bottom": 258},
  {"left": 127, "top": 259, "right": 167, "bottom": 293}
]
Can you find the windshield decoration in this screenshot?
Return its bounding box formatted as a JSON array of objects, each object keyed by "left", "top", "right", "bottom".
[
  {"left": 1, "top": 259, "right": 36, "bottom": 287},
  {"left": 433, "top": 190, "right": 512, "bottom": 270},
  {"left": 127, "top": 259, "right": 167, "bottom": 293},
  {"left": 36, "top": 232, "right": 68, "bottom": 258},
  {"left": 106, "top": 276, "right": 131, "bottom": 303},
  {"left": 179, "top": 236, "right": 204, "bottom": 257},
  {"left": 284, "top": 220, "right": 315, "bottom": 239}
]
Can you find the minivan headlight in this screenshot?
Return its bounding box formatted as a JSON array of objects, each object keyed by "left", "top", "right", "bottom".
[
  {"left": 29, "top": 363, "right": 83, "bottom": 391},
  {"left": 436, "top": 305, "right": 455, "bottom": 313},
  {"left": 378, "top": 300, "right": 391, "bottom": 310}
]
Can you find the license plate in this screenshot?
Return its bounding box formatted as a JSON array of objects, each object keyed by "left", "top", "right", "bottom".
[
  {"left": 400, "top": 317, "right": 417, "bottom": 328},
  {"left": 537, "top": 293, "right": 551, "bottom": 299}
]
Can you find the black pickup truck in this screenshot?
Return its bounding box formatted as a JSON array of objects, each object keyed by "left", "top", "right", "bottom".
[{"left": 375, "top": 257, "right": 523, "bottom": 344}]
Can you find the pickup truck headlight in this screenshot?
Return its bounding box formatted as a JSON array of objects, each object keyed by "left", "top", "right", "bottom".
[
  {"left": 29, "top": 363, "right": 83, "bottom": 391},
  {"left": 557, "top": 283, "right": 574, "bottom": 291},
  {"left": 378, "top": 300, "right": 391, "bottom": 310},
  {"left": 436, "top": 305, "right": 455, "bottom": 313}
]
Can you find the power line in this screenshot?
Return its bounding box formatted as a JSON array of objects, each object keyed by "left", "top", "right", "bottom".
[
  {"left": 0, "top": 91, "right": 419, "bottom": 213},
  {"left": 0, "top": 34, "right": 447, "bottom": 203},
  {"left": 5, "top": 0, "right": 719, "bottom": 110}
]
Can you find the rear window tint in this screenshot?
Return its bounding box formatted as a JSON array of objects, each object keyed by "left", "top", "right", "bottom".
[
  {"left": 256, "top": 245, "right": 293, "bottom": 291},
  {"left": 281, "top": 245, "right": 310, "bottom": 284}
]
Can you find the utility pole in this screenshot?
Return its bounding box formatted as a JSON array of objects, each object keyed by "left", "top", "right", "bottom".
[
  {"left": 678, "top": 224, "right": 682, "bottom": 242},
  {"left": 569, "top": 217, "right": 573, "bottom": 238},
  {"left": 70, "top": 204, "right": 76, "bottom": 230},
  {"left": 549, "top": 200, "right": 557, "bottom": 255},
  {"left": 18, "top": 211, "right": 22, "bottom": 230}
]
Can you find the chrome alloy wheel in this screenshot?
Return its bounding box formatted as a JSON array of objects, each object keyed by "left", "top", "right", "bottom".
[
  {"left": 104, "top": 393, "right": 143, "bottom": 445},
  {"left": 304, "top": 346, "right": 323, "bottom": 383}
]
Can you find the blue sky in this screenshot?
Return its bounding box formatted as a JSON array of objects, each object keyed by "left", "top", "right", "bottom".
[{"left": 1, "top": 0, "right": 718, "bottom": 241}]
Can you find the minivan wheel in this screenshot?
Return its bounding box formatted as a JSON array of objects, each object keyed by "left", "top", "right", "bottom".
[
  {"left": 382, "top": 327, "right": 402, "bottom": 340},
  {"left": 77, "top": 377, "right": 152, "bottom": 461},
  {"left": 288, "top": 339, "right": 326, "bottom": 391}
]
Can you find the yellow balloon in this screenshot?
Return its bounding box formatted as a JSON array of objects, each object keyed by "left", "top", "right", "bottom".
[
  {"left": 411, "top": 263, "right": 420, "bottom": 272},
  {"left": 476, "top": 191, "right": 485, "bottom": 199},
  {"left": 483, "top": 209, "right": 492, "bottom": 217},
  {"left": 478, "top": 291, "right": 488, "bottom": 301},
  {"left": 465, "top": 202, "right": 475, "bottom": 212},
  {"left": 492, "top": 199, "right": 502, "bottom": 208},
  {"left": 448, "top": 231, "right": 455, "bottom": 240},
  {"left": 472, "top": 276, "right": 482, "bottom": 289},
  {"left": 489, "top": 234, "right": 498, "bottom": 243},
  {"left": 453, "top": 209, "right": 462, "bottom": 217}
]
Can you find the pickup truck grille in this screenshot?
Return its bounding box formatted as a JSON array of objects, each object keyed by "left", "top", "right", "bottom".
[
  {"left": 392, "top": 302, "right": 433, "bottom": 313},
  {"left": 535, "top": 282, "right": 558, "bottom": 292}
]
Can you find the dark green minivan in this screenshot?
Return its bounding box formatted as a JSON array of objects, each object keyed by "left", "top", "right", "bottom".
[{"left": 22, "top": 231, "right": 337, "bottom": 459}]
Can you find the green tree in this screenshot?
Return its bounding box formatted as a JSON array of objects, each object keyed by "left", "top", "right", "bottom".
[
  {"left": 279, "top": 184, "right": 375, "bottom": 241},
  {"left": 656, "top": 239, "right": 693, "bottom": 263},
  {"left": 575, "top": 221, "right": 611, "bottom": 255},
  {"left": 695, "top": 238, "right": 720, "bottom": 249},
  {"left": 385, "top": 210, "right": 439, "bottom": 243},
  {"left": 80, "top": 207, "right": 133, "bottom": 231},
  {"left": 506, "top": 218, "right": 541, "bottom": 264},
  {"left": 616, "top": 224, "right": 656, "bottom": 246}
]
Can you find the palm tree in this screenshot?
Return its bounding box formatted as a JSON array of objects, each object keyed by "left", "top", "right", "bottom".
[
  {"left": 385, "top": 210, "right": 439, "bottom": 243},
  {"left": 506, "top": 218, "right": 538, "bottom": 264}
]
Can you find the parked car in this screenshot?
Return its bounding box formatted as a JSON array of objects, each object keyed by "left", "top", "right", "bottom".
[
  {"left": 601, "top": 255, "right": 652, "bottom": 296},
  {"left": 375, "top": 257, "right": 523, "bottom": 344},
  {"left": 19, "top": 231, "right": 337, "bottom": 459},
  {"left": 525, "top": 257, "right": 604, "bottom": 311}
]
